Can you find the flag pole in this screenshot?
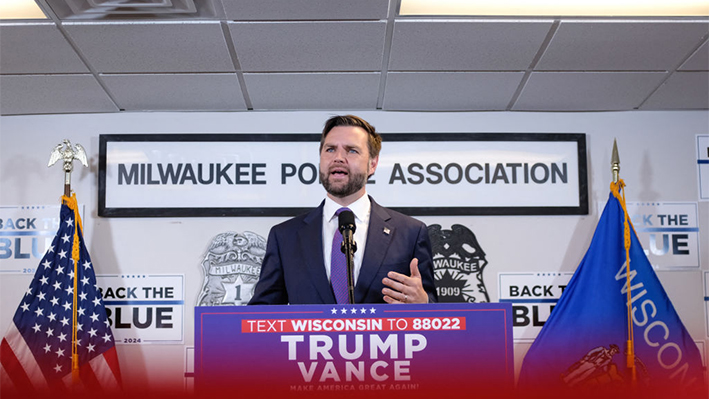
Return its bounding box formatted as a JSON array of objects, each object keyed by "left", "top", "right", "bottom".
[
  {"left": 611, "top": 140, "right": 637, "bottom": 387},
  {"left": 48, "top": 140, "right": 89, "bottom": 386}
]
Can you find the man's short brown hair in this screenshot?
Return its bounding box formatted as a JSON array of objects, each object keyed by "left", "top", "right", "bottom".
[{"left": 320, "top": 115, "right": 382, "bottom": 159}]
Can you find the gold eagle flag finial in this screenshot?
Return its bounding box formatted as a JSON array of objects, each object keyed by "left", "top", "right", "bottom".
[{"left": 48, "top": 139, "right": 88, "bottom": 197}]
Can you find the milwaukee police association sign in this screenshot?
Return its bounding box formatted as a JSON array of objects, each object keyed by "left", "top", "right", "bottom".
[{"left": 98, "top": 133, "right": 587, "bottom": 217}]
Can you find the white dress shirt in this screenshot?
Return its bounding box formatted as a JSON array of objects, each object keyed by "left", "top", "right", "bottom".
[{"left": 322, "top": 194, "right": 371, "bottom": 285}]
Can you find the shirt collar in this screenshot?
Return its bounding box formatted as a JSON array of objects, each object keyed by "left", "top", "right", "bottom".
[{"left": 324, "top": 193, "right": 371, "bottom": 223}]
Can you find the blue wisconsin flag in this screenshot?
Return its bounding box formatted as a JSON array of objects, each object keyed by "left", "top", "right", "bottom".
[{"left": 519, "top": 182, "right": 704, "bottom": 398}]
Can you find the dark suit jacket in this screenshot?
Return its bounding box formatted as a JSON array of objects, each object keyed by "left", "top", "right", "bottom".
[{"left": 249, "top": 197, "right": 437, "bottom": 304}]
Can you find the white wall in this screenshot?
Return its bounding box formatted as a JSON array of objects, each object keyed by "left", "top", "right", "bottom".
[{"left": 1, "top": 110, "right": 707, "bottom": 391}]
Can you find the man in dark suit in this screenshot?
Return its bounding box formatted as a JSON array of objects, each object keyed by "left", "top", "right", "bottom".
[{"left": 249, "top": 115, "right": 437, "bottom": 305}]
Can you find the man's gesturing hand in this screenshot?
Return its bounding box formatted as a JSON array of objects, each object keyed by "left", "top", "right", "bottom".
[{"left": 382, "top": 258, "right": 428, "bottom": 304}]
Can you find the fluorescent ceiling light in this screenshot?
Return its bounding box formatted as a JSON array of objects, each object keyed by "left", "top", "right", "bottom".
[
  {"left": 400, "top": 0, "right": 709, "bottom": 17},
  {"left": 0, "top": 0, "right": 48, "bottom": 19}
]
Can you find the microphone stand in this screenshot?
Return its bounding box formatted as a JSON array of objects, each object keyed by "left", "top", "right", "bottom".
[{"left": 341, "top": 238, "right": 357, "bottom": 304}]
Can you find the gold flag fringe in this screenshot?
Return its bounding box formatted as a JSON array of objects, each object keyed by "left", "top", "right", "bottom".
[
  {"left": 610, "top": 179, "right": 638, "bottom": 386},
  {"left": 62, "top": 194, "right": 82, "bottom": 384}
]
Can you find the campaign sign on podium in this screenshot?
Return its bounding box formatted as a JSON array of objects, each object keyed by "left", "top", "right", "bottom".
[{"left": 195, "top": 303, "right": 513, "bottom": 397}]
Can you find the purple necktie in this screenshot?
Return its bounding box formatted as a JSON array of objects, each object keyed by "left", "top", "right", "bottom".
[{"left": 331, "top": 207, "right": 351, "bottom": 304}]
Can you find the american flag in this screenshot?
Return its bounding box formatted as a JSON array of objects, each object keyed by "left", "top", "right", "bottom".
[{"left": 0, "top": 195, "right": 121, "bottom": 396}]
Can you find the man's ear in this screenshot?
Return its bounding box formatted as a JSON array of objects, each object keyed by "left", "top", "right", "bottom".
[{"left": 368, "top": 155, "right": 379, "bottom": 176}]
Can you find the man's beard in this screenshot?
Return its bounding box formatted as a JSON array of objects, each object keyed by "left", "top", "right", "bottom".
[{"left": 320, "top": 169, "right": 367, "bottom": 198}]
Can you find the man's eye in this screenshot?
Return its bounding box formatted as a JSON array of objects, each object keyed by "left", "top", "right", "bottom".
[
  {"left": 326, "top": 148, "right": 334, "bottom": 152},
  {"left": 349, "top": 149, "right": 358, "bottom": 154}
]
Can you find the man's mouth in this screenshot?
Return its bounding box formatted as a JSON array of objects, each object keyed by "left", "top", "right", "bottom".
[{"left": 330, "top": 168, "right": 349, "bottom": 178}]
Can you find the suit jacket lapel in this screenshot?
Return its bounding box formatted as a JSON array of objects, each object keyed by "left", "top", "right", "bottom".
[
  {"left": 355, "top": 198, "right": 392, "bottom": 302},
  {"left": 298, "top": 202, "right": 336, "bottom": 303}
]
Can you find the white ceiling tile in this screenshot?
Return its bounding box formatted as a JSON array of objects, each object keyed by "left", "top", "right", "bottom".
[
  {"left": 222, "top": 0, "right": 388, "bottom": 21},
  {"left": 537, "top": 21, "right": 709, "bottom": 71},
  {"left": 0, "top": 23, "right": 89, "bottom": 74},
  {"left": 383, "top": 72, "right": 524, "bottom": 111},
  {"left": 641, "top": 72, "right": 709, "bottom": 110},
  {"left": 101, "top": 73, "right": 247, "bottom": 111},
  {"left": 0, "top": 75, "right": 118, "bottom": 115},
  {"left": 388, "top": 20, "right": 553, "bottom": 71},
  {"left": 243, "top": 72, "right": 380, "bottom": 109},
  {"left": 63, "top": 22, "right": 235, "bottom": 73},
  {"left": 228, "top": 21, "right": 386, "bottom": 72},
  {"left": 514, "top": 72, "right": 667, "bottom": 111},
  {"left": 679, "top": 41, "right": 709, "bottom": 71}
]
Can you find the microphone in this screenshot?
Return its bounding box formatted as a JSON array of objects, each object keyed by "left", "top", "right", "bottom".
[
  {"left": 338, "top": 210, "right": 357, "bottom": 253},
  {"left": 338, "top": 210, "right": 357, "bottom": 304}
]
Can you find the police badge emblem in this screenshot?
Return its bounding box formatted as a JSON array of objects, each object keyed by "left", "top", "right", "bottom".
[
  {"left": 428, "top": 224, "right": 489, "bottom": 303},
  {"left": 196, "top": 231, "right": 266, "bottom": 306}
]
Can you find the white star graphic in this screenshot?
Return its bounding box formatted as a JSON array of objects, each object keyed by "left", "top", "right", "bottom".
[
  {"left": 43, "top": 343, "right": 52, "bottom": 353},
  {"left": 331, "top": 308, "right": 338, "bottom": 314},
  {"left": 60, "top": 317, "right": 70, "bottom": 326},
  {"left": 63, "top": 301, "right": 72, "bottom": 311},
  {"left": 53, "top": 281, "right": 62, "bottom": 290},
  {"left": 220, "top": 275, "right": 254, "bottom": 305},
  {"left": 48, "top": 312, "right": 57, "bottom": 322},
  {"left": 34, "top": 307, "right": 44, "bottom": 317},
  {"left": 90, "top": 313, "right": 99, "bottom": 322},
  {"left": 32, "top": 323, "right": 41, "bottom": 333},
  {"left": 102, "top": 333, "right": 112, "bottom": 343},
  {"left": 340, "top": 308, "right": 347, "bottom": 314},
  {"left": 58, "top": 332, "right": 67, "bottom": 342},
  {"left": 47, "top": 245, "right": 55, "bottom": 253},
  {"left": 25, "top": 287, "right": 32, "bottom": 296},
  {"left": 40, "top": 276, "right": 49, "bottom": 285},
  {"left": 350, "top": 308, "right": 357, "bottom": 314},
  {"left": 50, "top": 297, "right": 60, "bottom": 306},
  {"left": 61, "top": 234, "right": 70, "bottom": 243},
  {"left": 92, "top": 297, "right": 101, "bottom": 307},
  {"left": 54, "top": 364, "right": 62, "bottom": 373},
  {"left": 37, "top": 292, "right": 46, "bottom": 301},
  {"left": 81, "top": 276, "right": 90, "bottom": 286},
  {"left": 56, "top": 264, "right": 65, "bottom": 273},
  {"left": 64, "top": 286, "right": 73, "bottom": 295},
  {"left": 88, "top": 328, "right": 98, "bottom": 337},
  {"left": 369, "top": 307, "right": 376, "bottom": 314},
  {"left": 78, "top": 307, "right": 85, "bottom": 316},
  {"left": 42, "top": 259, "right": 52, "bottom": 269},
  {"left": 86, "top": 343, "right": 96, "bottom": 353},
  {"left": 45, "top": 327, "right": 54, "bottom": 337},
  {"left": 55, "top": 348, "right": 65, "bottom": 357},
  {"left": 82, "top": 261, "right": 91, "bottom": 269},
  {"left": 79, "top": 292, "right": 87, "bottom": 301},
  {"left": 66, "top": 218, "right": 74, "bottom": 227},
  {"left": 68, "top": 270, "right": 74, "bottom": 279},
  {"left": 360, "top": 308, "right": 367, "bottom": 314},
  {"left": 21, "top": 303, "right": 30, "bottom": 312}
]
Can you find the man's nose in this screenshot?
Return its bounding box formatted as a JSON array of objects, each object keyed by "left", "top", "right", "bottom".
[{"left": 333, "top": 148, "right": 346, "bottom": 161}]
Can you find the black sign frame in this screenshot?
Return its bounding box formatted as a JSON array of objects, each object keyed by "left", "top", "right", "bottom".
[{"left": 98, "top": 133, "right": 588, "bottom": 217}]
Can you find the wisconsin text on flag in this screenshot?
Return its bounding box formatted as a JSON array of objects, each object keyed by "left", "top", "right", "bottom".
[{"left": 0, "top": 194, "right": 121, "bottom": 397}]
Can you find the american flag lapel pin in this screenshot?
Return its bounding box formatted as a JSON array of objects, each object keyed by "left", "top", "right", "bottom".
[{"left": 383, "top": 227, "right": 391, "bottom": 235}]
